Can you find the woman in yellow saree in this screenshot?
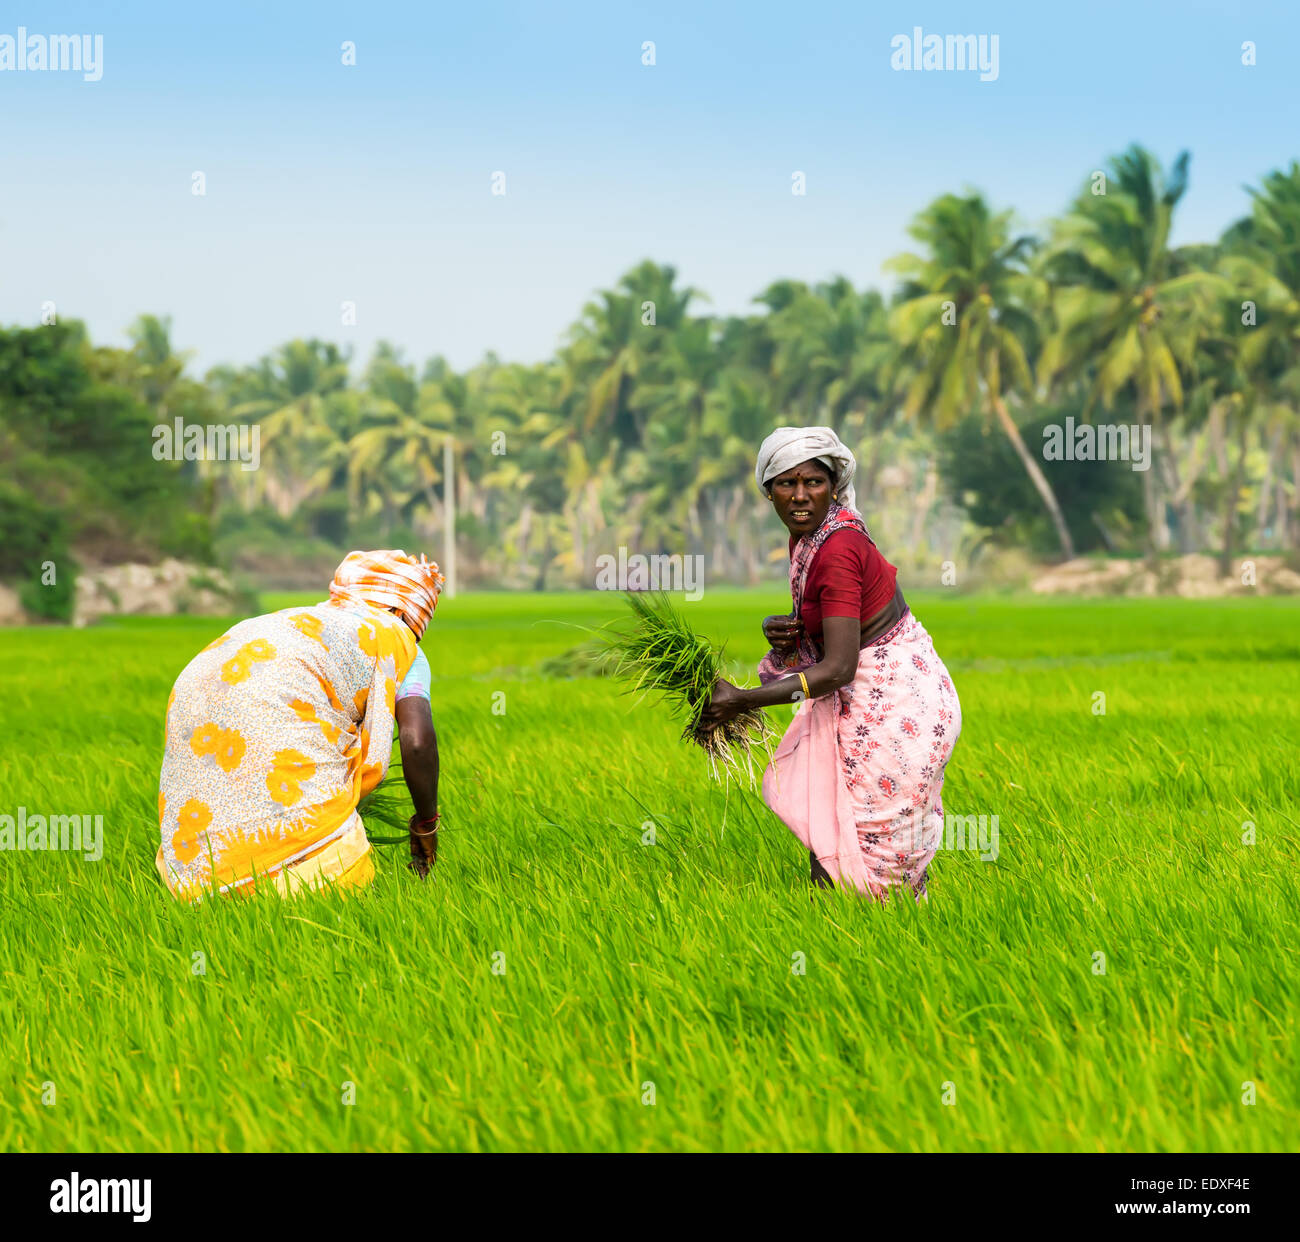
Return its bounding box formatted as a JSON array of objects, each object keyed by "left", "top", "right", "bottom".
[{"left": 155, "top": 550, "right": 444, "bottom": 902}]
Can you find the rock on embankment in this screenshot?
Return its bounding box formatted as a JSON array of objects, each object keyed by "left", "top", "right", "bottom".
[
  {"left": 0, "top": 583, "right": 28, "bottom": 625},
  {"left": 72, "top": 560, "right": 247, "bottom": 627},
  {"left": 1031, "top": 554, "right": 1300, "bottom": 597},
  {"left": 0, "top": 560, "right": 249, "bottom": 626}
]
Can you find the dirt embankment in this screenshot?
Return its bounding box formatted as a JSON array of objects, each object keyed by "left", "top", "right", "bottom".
[
  {"left": 0, "top": 560, "right": 250, "bottom": 626},
  {"left": 1032, "top": 554, "right": 1300, "bottom": 597}
]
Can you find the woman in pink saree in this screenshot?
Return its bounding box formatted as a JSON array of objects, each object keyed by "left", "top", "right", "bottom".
[{"left": 701, "top": 427, "right": 961, "bottom": 901}]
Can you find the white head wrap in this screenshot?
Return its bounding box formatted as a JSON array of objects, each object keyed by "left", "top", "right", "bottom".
[{"left": 755, "top": 426, "right": 859, "bottom": 515}]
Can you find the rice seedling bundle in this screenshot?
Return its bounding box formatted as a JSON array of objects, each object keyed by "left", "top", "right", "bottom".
[{"left": 600, "top": 591, "right": 773, "bottom": 784}]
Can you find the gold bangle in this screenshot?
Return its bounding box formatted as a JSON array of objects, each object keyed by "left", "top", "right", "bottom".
[
  {"left": 798, "top": 672, "right": 810, "bottom": 700},
  {"left": 410, "top": 813, "right": 440, "bottom": 837}
]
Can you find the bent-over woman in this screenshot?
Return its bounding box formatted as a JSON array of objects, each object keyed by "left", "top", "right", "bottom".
[
  {"left": 156, "top": 549, "right": 445, "bottom": 901},
  {"left": 700, "top": 427, "right": 961, "bottom": 900}
]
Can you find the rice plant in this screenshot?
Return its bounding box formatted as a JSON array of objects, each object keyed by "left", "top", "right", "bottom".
[
  {"left": 358, "top": 756, "right": 414, "bottom": 843},
  {"left": 6, "top": 589, "right": 1298, "bottom": 1154},
  {"left": 600, "top": 591, "right": 774, "bottom": 784}
]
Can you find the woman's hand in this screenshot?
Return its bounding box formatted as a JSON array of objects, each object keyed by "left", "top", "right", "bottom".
[
  {"left": 408, "top": 813, "right": 438, "bottom": 879},
  {"left": 698, "top": 678, "right": 747, "bottom": 732},
  {"left": 762, "top": 613, "right": 803, "bottom": 655}
]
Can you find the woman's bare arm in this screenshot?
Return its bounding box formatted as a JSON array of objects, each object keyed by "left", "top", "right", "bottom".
[
  {"left": 700, "top": 615, "right": 860, "bottom": 727},
  {"left": 742, "top": 614, "right": 860, "bottom": 705},
  {"left": 396, "top": 696, "right": 439, "bottom": 875}
]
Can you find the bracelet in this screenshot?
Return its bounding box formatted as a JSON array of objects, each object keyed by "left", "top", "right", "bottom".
[
  {"left": 798, "top": 672, "right": 810, "bottom": 700},
  {"left": 410, "top": 813, "right": 440, "bottom": 837}
]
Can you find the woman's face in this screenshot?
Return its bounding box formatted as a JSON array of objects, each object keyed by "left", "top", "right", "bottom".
[{"left": 767, "top": 458, "right": 834, "bottom": 537}]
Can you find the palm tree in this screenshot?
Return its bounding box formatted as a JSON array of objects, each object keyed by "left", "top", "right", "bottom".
[
  {"left": 1220, "top": 162, "right": 1300, "bottom": 551},
  {"left": 887, "top": 191, "right": 1077, "bottom": 558},
  {"left": 628, "top": 312, "right": 718, "bottom": 556},
  {"left": 419, "top": 359, "right": 485, "bottom": 595},
  {"left": 701, "top": 367, "right": 779, "bottom": 582},
  {"left": 563, "top": 260, "right": 704, "bottom": 450},
  {"left": 127, "top": 315, "right": 188, "bottom": 414},
  {"left": 346, "top": 345, "right": 444, "bottom": 543},
  {"left": 1037, "top": 146, "right": 1224, "bottom": 562},
  {"left": 478, "top": 361, "right": 577, "bottom": 585},
  {"left": 761, "top": 279, "right": 894, "bottom": 438},
  {"left": 230, "top": 339, "right": 353, "bottom": 518}
]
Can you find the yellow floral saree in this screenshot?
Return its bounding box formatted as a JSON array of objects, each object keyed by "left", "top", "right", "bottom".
[{"left": 155, "top": 601, "right": 417, "bottom": 901}]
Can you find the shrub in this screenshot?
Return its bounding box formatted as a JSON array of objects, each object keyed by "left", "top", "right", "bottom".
[{"left": 0, "top": 483, "right": 77, "bottom": 620}]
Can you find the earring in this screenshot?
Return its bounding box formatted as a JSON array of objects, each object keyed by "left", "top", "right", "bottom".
[
  {"left": 766, "top": 493, "right": 773, "bottom": 501},
  {"left": 832, "top": 492, "right": 838, "bottom": 500}
]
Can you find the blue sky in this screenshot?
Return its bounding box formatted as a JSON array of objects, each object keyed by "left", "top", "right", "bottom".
[{"left": 1, "top": 0, "right": 1296, "bottom": 375}]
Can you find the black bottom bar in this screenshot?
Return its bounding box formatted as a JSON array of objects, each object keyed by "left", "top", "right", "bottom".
[{"left": 2, "top": 1152, "right": 1291, "bottom": 1228}]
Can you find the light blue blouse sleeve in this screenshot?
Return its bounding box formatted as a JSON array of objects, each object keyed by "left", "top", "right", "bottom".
[{"left": 395, "top": 645, "right": 431, "bottom": 701}]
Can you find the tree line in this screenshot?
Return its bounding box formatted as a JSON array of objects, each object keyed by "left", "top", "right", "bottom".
[{"left": 2, "top": 144, "right": 1297, "bottom": 614}]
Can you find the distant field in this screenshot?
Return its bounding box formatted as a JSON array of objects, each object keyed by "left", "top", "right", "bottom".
[{"left": 2, "top": 590, "right": 1297, "bottom": 1151}]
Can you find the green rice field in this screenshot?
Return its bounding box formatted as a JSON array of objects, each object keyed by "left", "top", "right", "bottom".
[{"left": 2, "top": 589, "right": 1297, "bottom": 1152}]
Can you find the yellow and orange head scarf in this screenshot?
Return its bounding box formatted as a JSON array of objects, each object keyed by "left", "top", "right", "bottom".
[{"left": 328, "top": 549, "right": 445, "bottom": 640}]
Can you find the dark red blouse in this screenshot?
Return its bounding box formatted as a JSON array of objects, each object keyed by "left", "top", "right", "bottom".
[{"left": 793, "top": 527, "right": 898, "bottom": 642}]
